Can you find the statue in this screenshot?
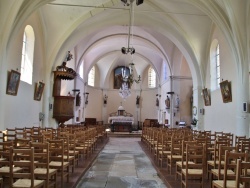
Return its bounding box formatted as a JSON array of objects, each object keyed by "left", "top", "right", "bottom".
[
  {"left": 136, "top": 95, "right": 140, "bottom": 105},
  {"left": 76, "top": 92, "right": 81, "bottom": 106},
  {"left": 156, "top": 97, "right": 159, "bottom": 107},
  {"left": 175, "top": 95, "right": 180, "bottom": 108},
  {"left": 165, "top": 95, "right": 170, "bottom": 109},
  {"left": 104, "top": 94, "right": 108, "bottom": 104}
]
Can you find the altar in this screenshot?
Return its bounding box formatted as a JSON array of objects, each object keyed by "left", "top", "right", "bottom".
[
  {"left": 108, "top": 116, "right": 134, "bottom": 132},
  {"left": 108, "top": 105, "right": 134, "bottom": 133}
]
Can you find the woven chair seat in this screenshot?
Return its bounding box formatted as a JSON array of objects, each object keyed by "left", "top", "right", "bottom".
[
  {"left": 34, "top": 168, "right": 57, "bottom": 174},
  {"left": 0, "top": 166, "right": 22, "bottom": 173},
  {"left": 213, "top": 180, "right": 243, "bottom": 188},
  {"left": 12, "top": 179, "right": 44, "bottom": 187},
  {"left": 182, "top": 169, "right": 203, "bottom": 175},
  {"left": 211, "top": 169, "right": 235, "bottom": 176},
  {"left": 49, "top": 161, "right": 69, "bottom": 167},
  {"left": 176, "top": 161, "right": 194, "bottom": 167}
]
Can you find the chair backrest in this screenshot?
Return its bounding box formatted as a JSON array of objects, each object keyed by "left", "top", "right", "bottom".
[
  {"left": 30, "top": 142, "right": 49, "bottom": 182},
  {"left": 30, "top": 134, "right": 45, "bottom": 142},
  {"left": 223, "top": 150, "right": 248, "bottom": 187},
  {"left": 217, "top": 145, "right": 239, "bottom": 179},
  {"left": 10, "top": 146, "right": 35, "bottom": 187},
  {"left": 236, "top": 159, "right": 250, "bottom": 188},
  {"left": 185, "top": 144, "right": 205, "bottom": 171},
  {"left": 0, "top": 141, "right": 13, "bottom": 152},
  {"left": 181, "top": 140, "right": 197, "bottom": 166},
  {"left": 238, "top": 138, "right": 250, "bottom": 153},
  {"left": 235, "top": 136, "right": 247, "bottom": 146},
  {"left": 48, "top": 139, "right": 66, "bottom": 164},
  {"left": 170, "top": 137, "right": 182, "bottom": 156}
]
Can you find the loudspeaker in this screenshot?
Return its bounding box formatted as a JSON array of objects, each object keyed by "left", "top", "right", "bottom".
[
  {"left": 136, "top": 0, "right": 144, "bottom": 5},
  {"left": 199, "top": 108, "right": 204, "bottom": 115},
  {"left": 243, "top": 102, "right": 248, "bottom": 112}
]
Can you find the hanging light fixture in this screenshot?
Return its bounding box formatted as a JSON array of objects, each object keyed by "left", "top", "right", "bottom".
[{"left": 119, "top": 0, "right": 141, "bottom": 100}]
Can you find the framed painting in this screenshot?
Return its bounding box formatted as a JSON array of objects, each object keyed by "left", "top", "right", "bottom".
[
  {"left": 202, "top": 88, "right": 211, "bottom": 106},
  {"left": 34, "top": 81, "right": 45, "bottom": 101},
  {"left": 220, "top": 80, "right": 232, "bottom": 103},
  {"left": 6, "top": 70, "right": 21, "bottom": 96},
  {"left": 114, "top": 66, "right": 130, "bottom": 89}
]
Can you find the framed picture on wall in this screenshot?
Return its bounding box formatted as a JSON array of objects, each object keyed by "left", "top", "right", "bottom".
[
  {"left": 220, "top": 80, "right": 232, "bottom": 103},
  {"left": 34, "top": 81, "right": 45, "bottom": 101},
  {"left": 114, "top": 66, "right": 130, "bottom": 89},
  {"left": 6, "top": 70, "right": 21, "bottom": 96},
  {"left": 202, "top": 88, "right": 211, "bottom": 106}
]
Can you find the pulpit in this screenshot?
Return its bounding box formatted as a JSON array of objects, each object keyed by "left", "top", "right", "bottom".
[{"left": 52, "top": 51, "right": 77, "bottom": 127}]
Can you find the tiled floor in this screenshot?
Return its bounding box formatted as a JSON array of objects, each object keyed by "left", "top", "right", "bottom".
[{"left": 76, "top": 137, "right": 167, "bottom": 188}]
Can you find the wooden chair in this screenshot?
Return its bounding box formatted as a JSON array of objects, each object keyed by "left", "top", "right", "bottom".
[
  {"left": 67, "top": 133, "right": 80, "bottom": 167},
  {"left": 210, "top": 145, "right": 239, "bottom": 186},
  {"left": 212, "top": 150, "right": 248, "bottom": 188},
  {"left": 30, "top": 142, "right": 57, "bottom": 188},
  {"left": 3, "top": 131, "right": 16, "bottom": 143},
  {"left": 10, "top": 146, "right": 45, "bottom": 188},
  {"left": 167, "top": 137, "right": 182, "bottom": 174},
  {"left": 0, "top": 142, "right": 22, "bottom": 187},
  {"left": 235, "top": 136, "right": 246, "bottom": 146},
  {"left": 56, "top": 136, "right": 75, "bottom": 173},
  {"left": 157, "top": 132, "right": 171, "bottom": 167},
  {"left": 236, "top": 159, "right": 250, "bottom": 188},
  {"left": 181, "top": 144, "right": 205, "bottom": 188},
  {"left": 175, "top": 140, "right": 197, "bottom": 180},
  {"left": 207, "top": 140, "right": 230, "bottom": 178},
  {"left": 48, "top": 139, "right": 70, "bottom": 188},
  {"left": 238, "top": 138, "right": 250, "bottom": 153},
  {"left": 30, "top": 134, "right": 45, "bottom": 143},
  {"left": 75, "top": 131, "right": 92, "bottom": 159},
  {"left": 153, "top": 131, "right": 163, "bottom": 161}
]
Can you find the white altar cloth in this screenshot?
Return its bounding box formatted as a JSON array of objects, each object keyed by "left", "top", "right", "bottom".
[{"left": 108, "top": 116, "right": 134, "bottom": 124}]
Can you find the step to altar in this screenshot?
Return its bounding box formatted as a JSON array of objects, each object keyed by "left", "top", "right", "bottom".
[{"left": 107, "top": 130, "right": 142, "bottom": 137}]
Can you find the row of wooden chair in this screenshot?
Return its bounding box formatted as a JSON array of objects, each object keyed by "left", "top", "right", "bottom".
[
  {"left": 141, "top": 127, "right": 250, "bottom": 188},
  {"left": 0, "top": 125, "right": 107, "bottom": 188}
]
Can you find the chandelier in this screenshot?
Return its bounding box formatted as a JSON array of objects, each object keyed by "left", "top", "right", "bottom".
[{"left": 119, "top": 0, "right": 141, "bottom": 99}]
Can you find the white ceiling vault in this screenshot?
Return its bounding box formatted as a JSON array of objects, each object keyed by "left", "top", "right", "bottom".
[{"left": 19, "top": 0, "right": 231, "bottom": 88}]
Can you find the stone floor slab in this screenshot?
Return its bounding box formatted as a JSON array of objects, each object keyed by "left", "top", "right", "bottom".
[{"left": 76, "top": 137, "right": 167, "bottom": 188}]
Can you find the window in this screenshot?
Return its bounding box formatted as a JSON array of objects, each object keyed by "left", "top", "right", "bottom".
[
  {"left": 21, "top": 25, "right": 35, "bottom": 85},
  {"left": 215, "top": 44, "right": 220, "bottom": 87},
  {"left": 79, "top": 62, "right": 84, "bottom": 79},
  {"left": 163, "top": 63, "right": 167, "bottom": 81},
  {"left": 210, "top": 40, "right": 220, "bottom": 91},
  {"left": 88, "top": 66, "right": 95, "bottom": 86},
  {"left": 148, "top": 66, "right": 156, "bottom": 88}
]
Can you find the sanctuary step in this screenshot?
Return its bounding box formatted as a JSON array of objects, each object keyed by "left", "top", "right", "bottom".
[{"left": 107, "top": 130, "right": 142, "bottom": 137}]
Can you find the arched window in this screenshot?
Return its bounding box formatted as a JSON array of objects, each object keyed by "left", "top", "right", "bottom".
[
  {"left": 163, "top": 63, "right": 167, "bottom": 81},
  {"left": 215, "top": 44, "right": 220, "bottom": 87},
  {"left": 210, "top": 40, "right": 220, "bottom": 90},
  {"left": 148, "top": 66, "right": 156, "bottom": 88},
  {"left": 88, "top": 66, "right": 95, "bottom": 86},
  {"left": 21, "top": 25, "right": 35, "bottom": 85},
  {"left": 79, "top": 61, "right": 84, "bottom": 79}
]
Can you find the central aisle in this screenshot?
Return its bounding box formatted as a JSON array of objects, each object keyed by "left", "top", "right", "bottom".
[{"left": 76, "top": 137, "right": 167, "bottom": 188}]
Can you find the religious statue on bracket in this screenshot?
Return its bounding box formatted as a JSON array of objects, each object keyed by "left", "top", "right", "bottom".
[
  {"left": 76, "top": 92, "right": 81, "bottom": 106},
  {"left": 175, "top": 95, "right": 180, "bottom": 108},
  {"left": 136, "top": 95, "right": 140, "bottom": 107},
  {"left": 156, "top": 94, "right": 160, "bottom": 107},
  {"left": 104, "top": 94, "right": 108, "bottom": 105},
  {"left": 165, "top": 95, "right": 170, "bottom": 109}
]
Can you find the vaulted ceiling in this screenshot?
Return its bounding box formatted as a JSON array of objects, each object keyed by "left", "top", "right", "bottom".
[{"left": 14, "top": 0, "right": 229, "bottom": 87}]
